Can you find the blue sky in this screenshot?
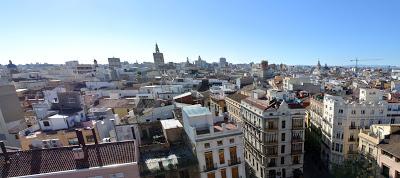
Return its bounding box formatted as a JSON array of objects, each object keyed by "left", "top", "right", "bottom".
[{"left": 1, "top": 0, "right": 399, "bottom": 66}]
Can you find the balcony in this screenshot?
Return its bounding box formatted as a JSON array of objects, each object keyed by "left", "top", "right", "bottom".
[
  {"left": 203, "top": 163, "right": 217, "bottom": 172},
  {"left": 292, "top": 124, "right": 304, "bottom": 130},
  {"left": 291, "top": 149, "right": 303, "bottom": 155},
  {"left": 266, "top": 146, "right": 278, "bottom": 156},
  {"left": 348, "top": 150, "right": 358, "bottom": 155},
  {"left": 266, "top": 126, "right": 278, "bottom": 132},
  {"left": 293, "top": 159, "right": 300, "bottom": 165},
  {"left": 265, "top": 139, "right": 278, "bottom": 144},
  {"left": 349, "top": 125, "right": 357, "bottom": 130},
  {"left": 267, "top": 161, "right": 277, "bottom": 167},
  {"left": 348, "top": 137, "right": 356, "bottom": 142},
  {"left": 228, "top": 157, "right": 241, "bottom": 166},
  {"left": 291, "top": 137, "right": 303, "bottom": 143}
]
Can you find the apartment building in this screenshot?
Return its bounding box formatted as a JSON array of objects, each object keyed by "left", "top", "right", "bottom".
[
  {"left": 358, "top": 124, "right": 400, "bottom": 159},
  {"left": 182, "top": 105, "right": 245, "bottom": 178},
  {"left": 307, "top": 88, "right": 400, "bottom": 167},
  {"left": 226, "top": 93, "right": 247, "bottom": 123},
  {"left": 0, "top": 83, "right": 26, "bottom": 146},
  {"left": 241, "top": 97, "right": 306, "bottom": 178},
  {"left": 377, "top": 132, "right": 400, "bottom": 178}
]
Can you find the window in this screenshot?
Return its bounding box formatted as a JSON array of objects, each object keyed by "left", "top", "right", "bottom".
[
  {"left": 268, "top": 121, "right": 275, "bottom": 129},
  {"left": 335, "top": 143, "right": 339, "bottom": 152},
  {"left": 205, "top": 151, "right": 214, "bottom": 170},
  {"left": 361, "top": 145, "right": 366, "bottom": 152},
  {"left": 207, "top": 172, "right": 215, "bottom": 178},
  {"left": 221, "top": 168, "right": 227, "bottom": 178},
  {"left": 382, "top": 164, "right": 390, "bottom": 178},
  {"left": 43, "top": 121, "right": 50, "bottom": 127},
  {"left": 338, "top": 109, "right": 343, "bottom": 114},
  {"left": 282, "top": 120, "right": 286, "bottom": 129},
  {"left": 391, "top": 119, "right": 395, "bottom": 124},
  {"left": 293, "top": 155, "right": 300, "bottom": 164},
  {"left": 219, "top": 149, "right": 225, "bottom": 164},
  {"left": 281, "top": 145, "right": 285, "bottom": 154},
  {"left": 281, "top": 156, "right": 285, "bottom": 165},
  {"left": 351, "top": 110, "right": 356, "bottom": 115},
  {"left": 86, "top": 135, "right": 95, "bottom": 143},
  {"left": 229, "top": 138, "right": 235, "bottom": 144},
  {"left": 109, "top": 173, "right": 124, "bottom": 178},
  {"left": 361, "top": 110, "right": 365, "bottom": 114},
  {"left": 369, "top": 148, "right": 373, "bottom": 154},
  {"left": 281, "top": 133, "right": 285, "bottom": 141},
  {"left": 217, "top": 140, "right": 223, "bottom": 146},
  {"left": 231, "top": 166, "right": 239, "bottom": 178},
  {"left": 230, "top": 147, "right": 238, "bottom": 163},
  {"left": 204, "top": 143, "right": 210, "bottom": 148}
]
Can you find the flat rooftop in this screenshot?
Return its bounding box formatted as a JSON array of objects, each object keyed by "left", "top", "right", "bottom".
[
  {"left": 183, "top": 105, "right": 211, "bottom": 117},
  {"left": 160, "top": 119, "right": 183, "bottom": 130}
]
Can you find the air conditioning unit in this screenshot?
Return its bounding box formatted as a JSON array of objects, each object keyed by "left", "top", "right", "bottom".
[
  {"left": 42, "top": 140, "right": 50, "bottom": 149},
  {"left": 50, "top": 139, "right": 62, "bottom": 148},
  {"left": 72, "top": 148, "right": 85, "bottom": 160},
  {"left": 31, "top": 139, "right": 44, "bottom": 148}
]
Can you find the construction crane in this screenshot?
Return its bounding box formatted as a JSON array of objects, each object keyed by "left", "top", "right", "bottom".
[{"left": 350, "top": 58, "right": 383, "bottom": 75}]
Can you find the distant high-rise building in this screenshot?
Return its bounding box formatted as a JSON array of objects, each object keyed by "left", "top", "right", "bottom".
[
  {"left": 153, "top": 43, "right": 164, "bottom": 68},
  {"left": 219, "top": 57, "right": 227, "bottom": 68},
  {"left": 108, "top": 57, "right": 121, "bottom": 69}
]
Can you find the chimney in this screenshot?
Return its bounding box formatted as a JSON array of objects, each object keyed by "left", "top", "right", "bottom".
[
  {"left": 91, "top": 128, "right": 98, "bottom": 145},
  {"left": 75, "top": 129, "right": 86, "bottom": 147}
]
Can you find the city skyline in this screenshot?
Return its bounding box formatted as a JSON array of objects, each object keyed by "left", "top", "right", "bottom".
[{"left": 1, "top": 0, "right": 400, "bottom": 65}]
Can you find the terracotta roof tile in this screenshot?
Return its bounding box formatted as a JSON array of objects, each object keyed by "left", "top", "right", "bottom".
[{"left": 0, "top": 141, "right": 137, "bottom": 177}]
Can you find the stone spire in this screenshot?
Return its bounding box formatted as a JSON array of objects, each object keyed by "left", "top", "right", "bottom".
[
  {"left": 155, "top": 43, "right": 160, "bottom": 53},
  {"left": 317, "top": 59, "right": 321, "bottom": 69}
]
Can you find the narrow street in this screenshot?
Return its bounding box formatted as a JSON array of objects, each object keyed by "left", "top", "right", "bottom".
[{"left": 303, "top": 152, "right": 331, "bottom": 178}]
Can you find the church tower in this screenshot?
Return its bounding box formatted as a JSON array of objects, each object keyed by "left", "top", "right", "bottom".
[{"left": 153, "top": 43, "right": 164, "bottom": 68}]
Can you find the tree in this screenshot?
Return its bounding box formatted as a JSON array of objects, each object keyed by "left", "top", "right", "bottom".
[{"left": 331, "top": 154, "right": 379, "bottom": 178}]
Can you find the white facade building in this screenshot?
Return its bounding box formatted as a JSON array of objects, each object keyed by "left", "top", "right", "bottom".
[
  {"left": 182, "top": 105, "right": 246, "bottom": 178},
  {"left": 308, "top": 88, "right": 400, "bottom": 167}
]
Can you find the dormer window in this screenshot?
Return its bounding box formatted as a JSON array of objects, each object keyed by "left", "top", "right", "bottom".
[{"left": 43, "top": 121, "right": 50, "bottom": 127}]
